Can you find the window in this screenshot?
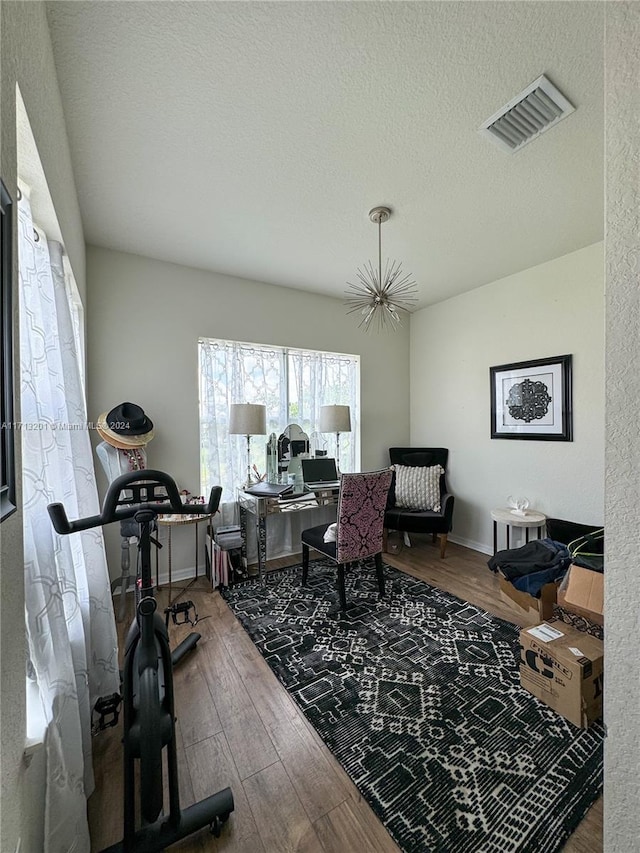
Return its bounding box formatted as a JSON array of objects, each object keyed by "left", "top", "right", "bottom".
[
  {"left": 198, "top": 338, "right": 360, "bottom": 500},
  {"left": 1, "top": 179, "right": 16, "bottom": 522}
]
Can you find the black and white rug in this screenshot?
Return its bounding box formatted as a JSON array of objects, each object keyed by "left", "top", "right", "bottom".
[{"left": 222, "top": 559, "right": 603, "bottom": 853}]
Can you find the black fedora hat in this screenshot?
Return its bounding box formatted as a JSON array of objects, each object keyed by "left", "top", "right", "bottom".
[{"left": 97, "top": 402, "right": 154, "bottom": 449}]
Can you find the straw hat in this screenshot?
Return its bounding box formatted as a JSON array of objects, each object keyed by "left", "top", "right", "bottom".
[{"left": 96, "top": 402, "right": 154, "bottom": 449}]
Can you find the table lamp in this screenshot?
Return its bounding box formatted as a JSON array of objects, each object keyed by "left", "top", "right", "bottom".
[
  {"left": 319, "top": 405, "right": 351, "bottom": 471},
  {"left": 229, "top": 403, "right": 267, "bottom": 488}
]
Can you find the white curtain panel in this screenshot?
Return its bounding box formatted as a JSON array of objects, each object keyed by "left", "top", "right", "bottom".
[
  {"left": 199, "top": 338, "right": 288, "bottom": 503},
  {"left": 288, "top": 348, "right": 358, "bottom": 470},
  {"left": 18, "top": 191, "right": 119, "bottom": 853}
]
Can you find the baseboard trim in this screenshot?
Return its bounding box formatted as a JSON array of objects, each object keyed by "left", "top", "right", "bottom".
[
  {"left": 448, "top": 534, "right": 493, "bottom": 557},
  {"left": 111, "top": 564, "right": 209, "bottom": 595}
]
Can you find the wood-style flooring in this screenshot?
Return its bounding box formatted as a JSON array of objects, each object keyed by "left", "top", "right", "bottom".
[{"left": 88, "top": 535, "right": 602, "bottom": 852}]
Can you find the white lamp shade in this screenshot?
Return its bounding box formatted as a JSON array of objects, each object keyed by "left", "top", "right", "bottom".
[
  {"left": 229, "top": 403, "right": 267, "bottom": 436},
  {"left": 319, "top": 404, "right": 351, "bottom": 433}
]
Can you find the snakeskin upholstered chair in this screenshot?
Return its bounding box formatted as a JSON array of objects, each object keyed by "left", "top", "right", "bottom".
[{"left": 301, "top": 469, "right": 393, "bottom": 612}]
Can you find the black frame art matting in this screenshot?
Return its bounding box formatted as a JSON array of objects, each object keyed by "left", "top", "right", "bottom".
[{"left": 490, "top": 354, "right": 573, "bottom": 441}]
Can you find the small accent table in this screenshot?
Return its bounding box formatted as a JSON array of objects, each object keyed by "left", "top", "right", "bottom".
[
  {"left": 491, "top": 508, "right": 546, "bottom": 556},
  {"left": 157, "top": 513, "right": 213, "bottom": 602}
]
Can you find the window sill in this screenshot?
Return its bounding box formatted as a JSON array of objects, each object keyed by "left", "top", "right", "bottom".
[{"left": 24, "top": 678, "right": 46, "bottom": 766}]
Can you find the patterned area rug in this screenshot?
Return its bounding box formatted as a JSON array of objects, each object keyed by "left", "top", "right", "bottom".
[{"left": 222, "top": 559, "right": 603, "bottom": 853}]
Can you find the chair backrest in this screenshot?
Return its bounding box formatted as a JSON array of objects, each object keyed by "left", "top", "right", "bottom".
[
  {"left": 389, "top": 447, "right": 448, "bottom": 469},
  {"left": 336, "top": 470, "right": 393, "bottom": 563}
]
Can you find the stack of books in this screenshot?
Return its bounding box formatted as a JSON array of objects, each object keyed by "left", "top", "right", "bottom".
[{"left": 277, "top": 492, "right": 318, "bottom": 511}]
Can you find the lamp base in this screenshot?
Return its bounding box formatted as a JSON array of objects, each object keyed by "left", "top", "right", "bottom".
[{"left": 244, "top": 435, "right": 258, "bottom": 490}]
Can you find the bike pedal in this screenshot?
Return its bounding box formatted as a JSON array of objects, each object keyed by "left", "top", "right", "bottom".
[
  {"left": 92, "top": 692, "right": 122, "bottom": 735},
  {"left": 167, "top": 600, "right": 198, "bottom": 626}
]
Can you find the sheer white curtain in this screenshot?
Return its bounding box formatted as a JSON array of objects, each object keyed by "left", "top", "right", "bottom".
[
  {"left": 18, "top": 189, "right": 120, "bottom": 853},
  {"left": 289, "top": 348, "right": 359, "bottom": 470},
  {"left": 199, "top": 339, "right": 288, "bottom": 503}
]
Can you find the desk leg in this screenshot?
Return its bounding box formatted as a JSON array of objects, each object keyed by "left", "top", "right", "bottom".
[
  {"left": 537, "top": 525, "right": 542, "bottom": 540},
  {"left": 194, "top": 521, "right": 198, "bottom": 579},
  {"left": 207, "top": 514, "right": 213, "bottom": 588},
  {"left": 257, "top": 513, "right": 267, "bottom": 586},
  {"left": 525, "top": 527, "right": 530, "bottom": 544},
  {"left": 167, "top": 526, "right": 173, "bottom": 604},
  {"left": 493, "top": 521, "right": 497, "bottom": 556},
  {"left": 239, "top": 504, "right": 248, "bottom": 581},
  {"left": 506, "top": 525, "right": 510, "bottom": 550}
]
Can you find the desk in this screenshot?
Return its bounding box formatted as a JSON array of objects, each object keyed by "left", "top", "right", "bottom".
[
  {"left": 491, "top": 508, "right": 546, "bottom": 555},
  {"left": 157, "top": 513, "right": 212, "bottom": 602},
  {"left": 237, "top": 488, "right": 338, "bottom": 584}
]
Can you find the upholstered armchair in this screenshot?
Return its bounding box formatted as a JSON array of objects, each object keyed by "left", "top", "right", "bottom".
[{"left": 383, "top": 447, "right": 455, "bottom": 558}]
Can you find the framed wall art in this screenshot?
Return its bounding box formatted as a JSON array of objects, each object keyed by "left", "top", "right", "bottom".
[{"left": 490, "top": 354, "right": 573, "bottom": 441}]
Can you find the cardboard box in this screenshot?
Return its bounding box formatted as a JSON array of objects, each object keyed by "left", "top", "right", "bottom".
[
  {"left": 557, "top": 564, "right": 604, "bottom": 626},
  {"left": 499, "top": 575, "right": 558, "bottom": 624},
  {"left": 519, "top": 621, "right": 603, "bottom": 728}
]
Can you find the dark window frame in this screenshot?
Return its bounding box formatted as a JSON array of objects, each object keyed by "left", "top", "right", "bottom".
[{"left": 1, "top": 179, "right": 16, "bottom": 522}]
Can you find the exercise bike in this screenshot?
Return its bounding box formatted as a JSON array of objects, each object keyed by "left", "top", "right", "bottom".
[{"left": 48, "top": 469, "right": 234, "bottom": 853}]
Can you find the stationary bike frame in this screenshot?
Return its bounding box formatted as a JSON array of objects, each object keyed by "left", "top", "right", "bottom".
[{"left": 48, "top": 470, "right": 233, "bottom": 853}]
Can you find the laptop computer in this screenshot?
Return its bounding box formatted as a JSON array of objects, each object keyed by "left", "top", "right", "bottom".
[{"left": 301, "top": 457, "right": 341, "bottom": 490}]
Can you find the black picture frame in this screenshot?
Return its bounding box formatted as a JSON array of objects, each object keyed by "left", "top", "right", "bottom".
[
  {"left": 490, "top": 354, "right": 573, "bottom": 441},
  {"left": 1, "top": 179, "right": 16, "bottom": 521}
]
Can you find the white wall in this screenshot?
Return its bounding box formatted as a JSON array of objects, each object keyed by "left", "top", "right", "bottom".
[
  {"left": 0, "top": 3, "right": 86, "bottom": 851},
  {"left": 604, "top": 4, "right": 640, "bottom": 849},
  {"left": 410, "top": 242, "right": 604, "bottom": 553},
  {"left": 86, "top": 245, "right": 410, "bottom": 578}
]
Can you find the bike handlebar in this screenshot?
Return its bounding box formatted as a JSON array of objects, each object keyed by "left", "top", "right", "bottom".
[{"left": 48, "top": 469, "right": 222, "bottom": 535}]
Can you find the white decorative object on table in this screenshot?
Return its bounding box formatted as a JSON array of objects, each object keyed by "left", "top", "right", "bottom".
[
  {"left": 266, "top": 432, "right": 279, "bottom": 483},
  {"left": 507, "top": 495, "right": 530, "bottom": 516}
]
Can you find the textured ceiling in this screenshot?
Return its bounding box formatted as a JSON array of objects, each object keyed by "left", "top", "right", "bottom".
[{"left": 46, "top": 1, "right": 604, "bottom": 308}]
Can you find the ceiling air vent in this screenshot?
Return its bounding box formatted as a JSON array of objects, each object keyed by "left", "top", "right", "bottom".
[{"left": 479, "top": 74, "right": 575, "bottom": 153}]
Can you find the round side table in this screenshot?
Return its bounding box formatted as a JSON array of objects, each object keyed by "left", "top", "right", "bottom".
[
  {"left": 491, "top": 508, "right": 546, "bottom": 555},
  {"left": 157, "top": 512, "right": 212, "bottom": 602}
]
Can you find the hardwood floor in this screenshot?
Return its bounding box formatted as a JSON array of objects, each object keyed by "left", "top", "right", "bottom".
[{"left": 88, "top": 536, "right": 602, "bottom": 852}]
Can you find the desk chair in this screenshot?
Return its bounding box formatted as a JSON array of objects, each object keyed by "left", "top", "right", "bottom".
[{"left": 301, "top": 469, "right": 393, "bottom": 612}]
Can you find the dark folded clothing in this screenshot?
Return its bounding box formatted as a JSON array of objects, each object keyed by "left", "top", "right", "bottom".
[
  {"left": 487, "top": 538, "right": 571, "bottom": 581},
  {"left": 511, "top": 564, "right": 569, "bottom": 597}
]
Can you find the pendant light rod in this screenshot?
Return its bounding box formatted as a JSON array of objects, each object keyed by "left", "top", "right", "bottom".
[
  {"left": 369, "top": 206, "right": 390, "bottom": 294},
  {"left": 378, "top": 217, "right": 382, "bottom": 291}
]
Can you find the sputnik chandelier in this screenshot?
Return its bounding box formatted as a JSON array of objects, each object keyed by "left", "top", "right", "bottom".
[{"left": 345, "top": 206, "right": 418, "bottom": 331}]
